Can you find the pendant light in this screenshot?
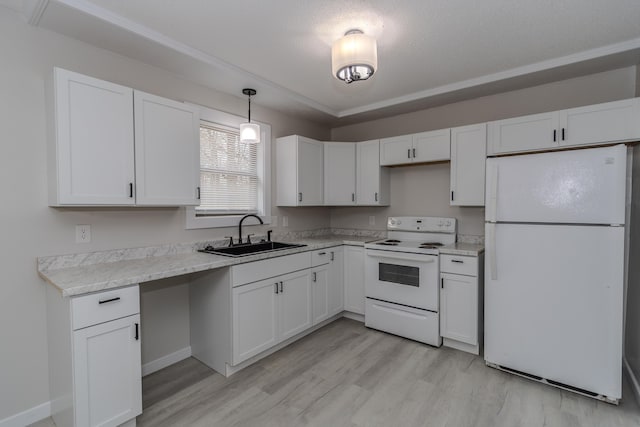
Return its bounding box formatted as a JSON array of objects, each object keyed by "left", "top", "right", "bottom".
[
  {"left": 331, "top": 29, "right": 377, "bottom": 84},
  {"left": 239, "top": 88, "right": 260, "bottom": 143}
]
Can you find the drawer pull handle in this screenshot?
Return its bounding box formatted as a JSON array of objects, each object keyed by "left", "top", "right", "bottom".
[
  {"left": 135, "top": 323, "right": 139, "bottom": 341},
  {"left": 318, "top": 252, "right": 326, "bottom": 255},
  {"left": 98, "top": 297, "right": 121, "bottom": 305},
  {"left": 451, "top": 259, "right": 464, "bottom": 263}
]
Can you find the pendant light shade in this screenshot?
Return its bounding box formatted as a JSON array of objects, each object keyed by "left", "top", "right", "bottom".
[
  {"left": 331, "top": 29, "right": 377, "bottom": 84},
  {"left": 240, "top": 88, "right": 260, "bottom": 143}
]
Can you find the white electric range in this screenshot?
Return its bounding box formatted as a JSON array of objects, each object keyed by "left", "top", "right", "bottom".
[{"left": 364, "top": 216, "right": 457, "bottom": 346}]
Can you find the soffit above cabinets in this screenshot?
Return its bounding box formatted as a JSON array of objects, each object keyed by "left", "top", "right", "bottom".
[{"left": 15, "top": 0, "right": 640, "bottom": 126}]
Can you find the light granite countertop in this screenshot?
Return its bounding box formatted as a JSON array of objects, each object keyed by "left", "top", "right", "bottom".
[
  {"left": 38, "top": 236, "right": 374, "bottom": 297},
  {"left": 440, "top": 242, "right": 485, "bottom": 256}
]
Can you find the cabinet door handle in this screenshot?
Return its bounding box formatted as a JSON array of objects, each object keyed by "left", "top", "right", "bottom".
[
  {"left": 553, "top": 129, "right": 557, "bottom": 142},
  {"left": 374, "top": 192, "right": 378, "bottom": 202},
  {"left": 298, "top": 192, "right": 302, "bottom": 202},
  {"left": 129, "top": 183, "right": 134, "bottom": 198},
  {"left": 451, "top": 191, "right": 454, "bottom": 201},
  {"left": 562, "top": 128, "right": 565, "bottom": 141},
  {"left": 313, "top": 272, "right": 317, "bottom": 282},
  {"left": 98, "top": 297, "right": 121, "bottom": 305},
  {"left": 407, "top": 149, "right": 411, "bottom": 159},
  {"left": 451, "top": 259, "right": 464, "bottom": 263},
  {"left": 134, "top": 323, "right": 139, "bottom": 341},
  {"left": 352, "top": 193, "right": 355, "bottom": 202},
  {"left": 412, "top": 148, "right": 416, "bottom": 158},
  {"left": 441, "top": 277, "right": 444, "bottom": 289},
  {"left": 330, "top": 251, "right": 335, "bottom": 261},
  {"left": 280, "top": 281, "right": 284, "bottom": 293},
  {"left": 318, "top": 252, "right": 326, "bottom": 255},
  {"left": 196, "top": 186, "right": 201, "bottom": 200},
  {"left": 275, "top": 283, "right": 279, "bottom": 294}
]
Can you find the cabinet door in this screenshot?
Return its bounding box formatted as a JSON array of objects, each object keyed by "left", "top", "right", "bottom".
[
  {"left": 380, "top": 135, "right": 413, "bottom": 166},
  {"left": 279, "top": 270, "right": 312, "bottom": 341},
  {"left": 233, "top": 279, "right": 278, "bottom": 364},
  {"left": 52, "top": 68, "right": 135, "bottom": 205},
  {"left": 73, "top": 315, "right": 141, "bottom": 427},
  {"left": 328, "top": 248, "right": 345, "bottom": 316},
  {"left": 134, "top": 91, "right": 200, "bottom": 206},
  {"left": 440, "top": 273, "right": 477, "bottom": 345},
  {"left": 297, "top": 138, "right": 324, "bottom": 205},
  {"left": 561, "top": 98, "right": 640, "bottom": 147},
  {"left": 343, "top": 246, "right": 365, "bottom": 315},
  {"left": 450, "top": 124, "right": 487, "bottom": 206},
  {"left": 357, "top": 139, "right": 388, "bottom": 205},
  {"left": 487, "top": 112, "right": 559, "bottom": 155},
  {"left": 324, "top": 142, "right": 356, "bottom": 205},
  {"left": 311, "top": 266, "right": 330, "bottom": 324},
  {"left": 412, "top": 129, "right": 450, "bottom": 162}
]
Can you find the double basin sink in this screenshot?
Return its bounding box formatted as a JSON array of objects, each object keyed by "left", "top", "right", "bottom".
[{"left": 199, "top": 241, "right": 306, "bottom": 257}]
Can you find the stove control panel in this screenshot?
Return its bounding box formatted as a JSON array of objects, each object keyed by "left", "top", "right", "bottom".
[{"left": 387, "top": 216, "right": 456, "bottom": 233}]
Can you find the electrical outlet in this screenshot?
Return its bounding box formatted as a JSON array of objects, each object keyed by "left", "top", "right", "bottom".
[
  {"left": 76, "top": 225, "right": 91, "bottom": 243},
  {"left": 282, "top": 216, "right": 288, "bottom": 227},
  {"left": 369, "top": 216, "right": 376, "bottom": 226}
]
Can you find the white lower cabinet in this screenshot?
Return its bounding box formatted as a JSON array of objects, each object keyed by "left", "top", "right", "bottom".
[
  {"left": 232, "top": 269, "right": 311, "bottom": 365},
  {"left": 311, "top": 265, "right": 330, "bottom": 324},
  {"left": 47, "top": 285, "right": 142, "bottom": 427},
  {"left": 343, "top": 245, "right": 365, "bottom": 315},
  {"left": 327, "top": 247, "right": 344, "bottom": 316},
  {"left": 439, "top": 253, "right": 484, "bottom": 355}
]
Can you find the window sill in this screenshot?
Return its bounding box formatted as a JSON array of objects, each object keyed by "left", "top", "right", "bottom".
[{"left": 185, "top": 208, "right": 272, "bottom": 229}]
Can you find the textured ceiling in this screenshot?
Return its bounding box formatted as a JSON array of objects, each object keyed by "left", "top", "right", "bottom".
[{"left": 12, "top": 0, "right": 640, "bottom": 124}]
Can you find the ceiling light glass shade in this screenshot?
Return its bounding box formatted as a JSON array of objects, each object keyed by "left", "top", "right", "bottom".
[
  {"left": 331, "top": 30, "right": 377, "bottom": 84},
  {"left": 239, "top": 122, "right": 261, "bottom": 144}
]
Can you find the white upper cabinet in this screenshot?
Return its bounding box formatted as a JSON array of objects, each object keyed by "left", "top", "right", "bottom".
[
  {"left": 48, "top": 68, "right": 200, "bottom": 206},
  {"left": 488, "top": 98, "right": 640, "bottom": 155},
  {"left": 324, "top": 142, "right": 356, "bottom": 205},
  {"left": 356, "top": 140, "right": 390, "bottom": 206},
  {"left": 560, "top": 98, "right": 640, "bottom": 148},
  {"left": 49, "top": 67, "right": 136, "bottom": 206},
  {"left": 380, "top": 129, "right": 450, "bottom": 166},
  {"left": 450, "top": 124, "right": 487, "bottom": 206},
  {"left": 133, "top": 91, "right": 200, "bottom": 206},
  {"left": 276, "top": 135, "right": 324, "bottom": 206},
  {"left": 487, "top": 111, "right": 559, "bottom": 155}
]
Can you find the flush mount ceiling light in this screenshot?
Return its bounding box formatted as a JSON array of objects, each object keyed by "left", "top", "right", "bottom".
[
  {"left": 331, "top": 29, "right": 377, "bottom": 84},
  {"left": 239, "top": 88, "right": 260, "bottom": 143}
]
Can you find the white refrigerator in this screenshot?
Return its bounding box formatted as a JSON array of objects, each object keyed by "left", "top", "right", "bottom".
[{"left": 484, "top": 144, "right": 627, "bottom": 402}]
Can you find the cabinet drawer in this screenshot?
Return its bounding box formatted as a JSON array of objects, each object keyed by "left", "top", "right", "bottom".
[
  {"left": 232, "top": 252, "right": 311, "bottom": 286},
  {"left": 311, "top": 248, "right": 333, "bottom": 267},
  {"left": 440, "top": 255, "right": 477, "bottom": 276},
  {"left": 72, "top": 285, "right": 140, "bottom": 330}
]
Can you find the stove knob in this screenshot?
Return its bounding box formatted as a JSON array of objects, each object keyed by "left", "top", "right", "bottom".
[
  {"left": 389, "top": 219, "right": 396, "bottom": 226},
  {"left": 397, "top": 220, "right": 402, "bottom": 225}
]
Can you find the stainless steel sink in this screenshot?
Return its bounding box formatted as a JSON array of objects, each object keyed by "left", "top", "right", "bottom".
[{"left": 199, "top": 241, "right": 306, "bottom": 257}]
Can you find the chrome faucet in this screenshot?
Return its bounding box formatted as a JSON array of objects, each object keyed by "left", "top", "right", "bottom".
[{"left": 238, "top": 214, "right": 263, "bottom": 245}]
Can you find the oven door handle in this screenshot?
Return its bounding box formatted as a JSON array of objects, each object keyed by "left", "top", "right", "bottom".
[{"left": 365, "top": 249, "right": 436, "bottom": 263}]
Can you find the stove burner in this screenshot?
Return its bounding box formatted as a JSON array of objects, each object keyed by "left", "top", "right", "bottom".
[{"left": 376, "top": 242, "right": 398, "bottom": 246}]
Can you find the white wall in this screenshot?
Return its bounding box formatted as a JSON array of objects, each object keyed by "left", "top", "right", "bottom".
[
  {"left": 0, "top": 8, "right": 330, "bottom": 421},
  {"left": 330, "top": 67, "right": 637, "bottom": 236}
]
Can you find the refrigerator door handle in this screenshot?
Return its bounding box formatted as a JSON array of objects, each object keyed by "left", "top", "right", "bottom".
[
  {"left": 486, "top": 162, "right": 499, "bottom": 222},
  {"left": 487, "top": 223, "right": 497, "bottom": 280}
]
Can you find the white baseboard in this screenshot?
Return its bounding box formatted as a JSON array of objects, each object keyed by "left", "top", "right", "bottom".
[
  {"left": 624, "top": 356, "right": 640, "bottom": 407},
  {"left": 142, "top": 346, "right": 192, "bottom": 377},
  {"left": 0, "top": 401, "right": 50, "bottom": 427},
  {"left": 342, "top": 311, "right": 364, "bottom": 322}
]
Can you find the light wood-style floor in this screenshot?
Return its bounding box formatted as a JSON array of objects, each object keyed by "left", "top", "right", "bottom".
[{"left": 32, "top": 318, "right": 640, "bottom": 427}]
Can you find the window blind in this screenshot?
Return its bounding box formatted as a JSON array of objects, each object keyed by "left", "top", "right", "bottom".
[{"left": 196, "top": 123, "right": 259, "bottom": 215}]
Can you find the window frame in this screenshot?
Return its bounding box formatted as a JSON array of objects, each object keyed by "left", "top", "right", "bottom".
[{"left": 186, "top": 105, "right": 271, "bottom": 229}]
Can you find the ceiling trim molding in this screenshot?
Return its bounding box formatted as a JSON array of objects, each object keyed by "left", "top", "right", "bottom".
[
  {"left": 23, "top": 0, "right": 48, "bottom": 25},
  {"left": 29, "top": 0, "right": 340, "bottom": 116},
  {"left": 336, "top": 37, "right": 640, "bottom": 118}
]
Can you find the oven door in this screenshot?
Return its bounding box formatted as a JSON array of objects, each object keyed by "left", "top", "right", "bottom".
[{"left": 365, "top": 248, "right": 439, "bottom": 311}]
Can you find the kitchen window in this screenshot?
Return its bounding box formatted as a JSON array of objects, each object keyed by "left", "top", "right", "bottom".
[{"left": 186, "top": 106, "right": 271, "bottom": 229}]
